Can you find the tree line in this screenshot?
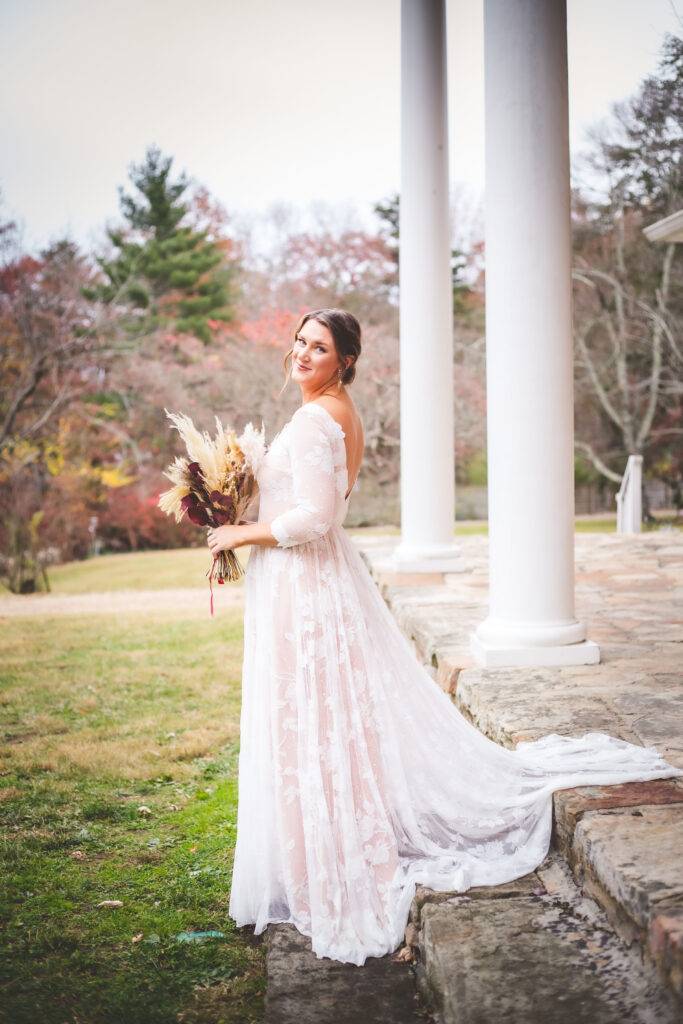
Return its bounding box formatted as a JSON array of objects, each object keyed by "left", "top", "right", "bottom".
[{"left": 0, "top": 34, "right": 680, "bottom": 592}]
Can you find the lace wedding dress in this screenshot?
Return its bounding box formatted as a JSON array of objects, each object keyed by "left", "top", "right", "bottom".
[{"left": 228, "top": 400, "right": 682, "bottom": 966}]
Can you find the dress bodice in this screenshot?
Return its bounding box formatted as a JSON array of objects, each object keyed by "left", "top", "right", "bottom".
[{"left": 256, "top": 402, "right": 354, "bottom": 548}]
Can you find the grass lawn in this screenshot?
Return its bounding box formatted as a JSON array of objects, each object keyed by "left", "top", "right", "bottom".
[
  {"left": 2, "top": 514, "right": 679, "bottom": 1021},
  {"left": 453, "top": 513, "right": 681, "bottom": 537},
  {"left": 43, "top": 546, "right": 241, "bottom": 595},
  {"left": 0, "top": 608, "right": 265, "bottom": 1024},
  {"left": 39, "top": 515, "right": 682, "bottom": 596}
]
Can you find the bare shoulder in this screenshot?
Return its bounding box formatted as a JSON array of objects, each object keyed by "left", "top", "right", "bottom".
[{"left": 312, "top": 396, "right": 362, "bottom": 439}]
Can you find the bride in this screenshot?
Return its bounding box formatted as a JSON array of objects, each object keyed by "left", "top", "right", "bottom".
[{"left": 206, "top": 307, "right": 682, "bottom": 967}]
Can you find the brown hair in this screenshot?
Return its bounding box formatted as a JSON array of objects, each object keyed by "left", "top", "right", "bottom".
[{"left": 281, "top": 308, "right": 362, "bottom": 394}]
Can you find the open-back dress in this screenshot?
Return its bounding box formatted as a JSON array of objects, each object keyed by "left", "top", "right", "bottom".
[{"left": 228, "top": 400, "right": 682, "bottom": 966}]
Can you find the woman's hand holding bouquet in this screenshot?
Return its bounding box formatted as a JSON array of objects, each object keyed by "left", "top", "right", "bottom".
[{"left": 157, "top": 409, "right": 266, "bottom": 614}]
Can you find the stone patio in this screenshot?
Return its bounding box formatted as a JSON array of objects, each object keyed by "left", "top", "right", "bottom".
[{"left": 352, "top": 528, "right": 683, "bottom": 1016}]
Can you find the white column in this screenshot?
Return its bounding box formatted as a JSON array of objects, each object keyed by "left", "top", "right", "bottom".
[
  {"left": 391, "top": 0, "right": 466, "bottom": 573},
  {"left": 471, "top": 0, "right": 600, "bottom": 666}
]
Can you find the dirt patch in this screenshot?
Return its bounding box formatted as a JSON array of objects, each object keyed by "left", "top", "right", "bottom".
[{"left": 0, "top": 587, "right": 245, "bottom": 618}]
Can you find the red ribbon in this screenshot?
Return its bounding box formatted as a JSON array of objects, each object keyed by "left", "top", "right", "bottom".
[{"left": 207, "top": 555, "right": 226, "bottom": 617}]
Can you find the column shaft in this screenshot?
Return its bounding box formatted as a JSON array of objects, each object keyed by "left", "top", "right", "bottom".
[
  {"left": 473, "top": 0, "right": 599, "bottom": 665},
  {"left": 394, "top": 0, "right": 463, "bottom": 572}
]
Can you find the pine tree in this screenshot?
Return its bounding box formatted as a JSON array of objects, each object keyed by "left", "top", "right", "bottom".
[
  {"left": 584, "top": 32, "right": 682, "bottom": 220},
  {"left": 85, "top": 144, "right": 238, "bottom": 344}
]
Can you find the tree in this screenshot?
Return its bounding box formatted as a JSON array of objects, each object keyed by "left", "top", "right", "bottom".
[
  {"left": 85, "top": 144, "right": 239, "bottom": 344},
  {"left": 587, "top": 33, "right": 681, "bottom": 221},
  {"left": 0, "top": 213, "right": 123, "bottom": 590},
  {"left": 571, "top": 33, "right": 683, "bottom": 515},
  {"left": 372, "top": 191, "right": 476, "bottom": 314}
]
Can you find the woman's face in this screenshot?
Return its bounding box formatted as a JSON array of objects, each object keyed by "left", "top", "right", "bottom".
[{"left": 291, "top": 319, "right": 344, "bottom": 392}]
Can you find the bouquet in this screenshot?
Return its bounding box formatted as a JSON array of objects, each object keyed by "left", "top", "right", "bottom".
[{"left": 157, "top": 409, "right": 266, "bottom": 614}]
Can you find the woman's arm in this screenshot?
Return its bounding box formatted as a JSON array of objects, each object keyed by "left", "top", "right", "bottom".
[
  {"left": 267, "top": 407, "right": 336, "bottom": 548},
  {"left": 236, "top": 521, "right": 280, "bottom": 548},
  {"left": 207, "top": 518, "right": 279, "bottom": 557},
  {"left": 207, "top": 405, "right": 336, "bottom": 556}
]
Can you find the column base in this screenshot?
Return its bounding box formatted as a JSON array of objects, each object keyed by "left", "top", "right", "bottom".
[
  {"left": 470, "top": 632, "right": 601, "bottom": 668},
  {"left": 384, "top": 540, "right": 469, "bottom": 574}
]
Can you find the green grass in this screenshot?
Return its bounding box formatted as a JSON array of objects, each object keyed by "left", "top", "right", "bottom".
[
  {"left": 0, "top": 612, "right": 265, "bottom": 1024},
  {"left": 573, "top": 517, "right": 620, "bottom": 534},
  {"left": 451, "top": 513, "right": 681, "bottom": 537},
  {"left": 43, "top": 546, "right": 248, "bottom": 595}
]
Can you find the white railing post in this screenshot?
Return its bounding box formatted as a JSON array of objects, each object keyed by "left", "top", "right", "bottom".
[{"left": 616, "top": 455, "right": 643, "bottom": 533}]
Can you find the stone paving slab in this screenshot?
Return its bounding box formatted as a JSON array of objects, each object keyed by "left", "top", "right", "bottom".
[
  {"left": 452, "top": 665, "right": 683, "bottom": 766},
  {"left": 570, "top": 804, "right": 683, "bottom": 998},
  {"left": 553, "top": 779, "right": 683, "bottom": 854},
  {"left": 413, "top": 857, "right": 680, "bottom": 1024},
  {"left": 572, "top": 804, "right": 683, "bottom": 928},
  {"left": 264, "top": 922, "right": 433, "bottom": 1024}
]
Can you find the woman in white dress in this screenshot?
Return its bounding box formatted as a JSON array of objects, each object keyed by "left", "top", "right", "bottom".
[{"left": 206, "top": 308, "right": 683, "bottom": 967}]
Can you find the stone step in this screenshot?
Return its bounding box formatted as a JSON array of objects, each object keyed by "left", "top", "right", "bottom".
[
  {"left": 553, "top": 780, "right": 683, "bottom": 1000},
  {"left": 264, "top": 922, "right": 434, "bottom": 1024},
  {"left": 439, "top": 667, "right": 683, "bottom": 1004},
  {"left": 411, "top": 859, "right": 681, "bottom": 1024}
]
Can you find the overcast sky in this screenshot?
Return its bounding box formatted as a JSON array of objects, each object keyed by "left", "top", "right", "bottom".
[{"left": 1, "top": 0, "right": 680, "bottom": 257}]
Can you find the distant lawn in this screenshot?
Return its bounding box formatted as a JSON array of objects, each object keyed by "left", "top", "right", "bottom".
[
  {"left": 451, "top": 518, "right": 619, "bottom": 536},
  {"left": 43, "top": 546, "right": 244, "bottom": 595},
  {"left": 453, "top": 513, "right": 681, "bottom": 537},
  {"left": 0, "top": 611, "right": 265, "bottom": 1024},
  {"left": 28, "top": 513, "right": 681, "bottom": 597},
  {"left": 351, "top": 515, "right": 680, "bottom": 538}
]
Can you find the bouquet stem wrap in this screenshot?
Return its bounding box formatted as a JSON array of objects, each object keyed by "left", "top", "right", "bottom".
[{"left": 206, "top": 548, "right": 244, "bottom": 616}]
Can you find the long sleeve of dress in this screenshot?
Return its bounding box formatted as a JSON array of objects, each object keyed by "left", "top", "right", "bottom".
[{"left": 268, "top": 407, "right": 337, "bottom": 548}]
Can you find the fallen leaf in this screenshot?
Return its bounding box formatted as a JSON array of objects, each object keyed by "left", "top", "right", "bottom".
[{"left": 96, "top": 900, "right": 124, "bottom": 909}]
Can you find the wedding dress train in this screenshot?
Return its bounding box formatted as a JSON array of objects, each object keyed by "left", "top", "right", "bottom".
[{"left": 227, "top": 400, "right": 682, "bottom": 966}]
